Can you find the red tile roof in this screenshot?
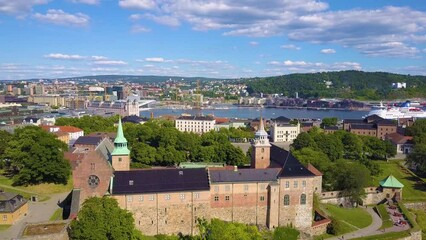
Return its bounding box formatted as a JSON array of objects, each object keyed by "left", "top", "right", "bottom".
[
  {"left": 40, "top": 125, "right": 83, "bottom": 133},
  {"left": 385, "top": 133, "right": 413, "bottom": 145},
  {"left": 307, "top": 163, "right": 323, "bottom": 176}
]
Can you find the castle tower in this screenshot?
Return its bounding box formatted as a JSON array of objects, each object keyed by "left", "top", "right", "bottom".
[
  {"left": 251, "top": 116, "right": 271, "bottom": 169},
  {"left": 111, "top": 117, "right": 130, "bottom": 171}
]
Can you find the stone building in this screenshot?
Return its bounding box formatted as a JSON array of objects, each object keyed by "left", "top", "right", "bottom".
[
  {"left": 69, "top": 117, "right": 325, "bottom": 236},
  {"left": 343, "top": 114, "right": 397, "bottom": 139}
]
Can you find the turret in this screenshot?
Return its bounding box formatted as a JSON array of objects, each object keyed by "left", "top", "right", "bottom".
[
  {"left": 251, "top": 116, "right": 271, "bottom": 169},
  {"left": 111, "top": 117, "right": 130, "bottom": 171}
]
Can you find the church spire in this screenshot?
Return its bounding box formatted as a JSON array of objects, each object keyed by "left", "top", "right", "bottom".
[{"left": 112, "top": 117, "right": 130, "bottom": 156}]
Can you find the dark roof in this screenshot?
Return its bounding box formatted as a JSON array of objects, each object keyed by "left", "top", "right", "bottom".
[
  {"left": 23, "top": 117, "right": 39, "bottom": 122},
  {"left": 210, "top": 168, "right": 281, "bottom": 183},
  {"left": 376, "top": 119, "right": 396, "bottom": 126},
  {"left": 69, "top": 189, "right": 81, "bottom": 219},
  {"left": 122, "top": 115, "right": 148, "bottom": 124},
  {"left": 366, "top": 114, "right": 384, "bottom": 122},
  {"left": 0, "top": 192, "right": 27, "bottom": 213},
  {"left": 272, "top": 116, "right": 291, "bottom": 123},
  {"left": 269, "top": 145, "right": 315, "bottom": 178},
  {"left": 350, "top": 124, "right": 376, "bottom": 130},
  {"left": 177, "top": 115, "right": 215, "bottom": 121},
  {"left": 324, "top": 126, "right": 339, "bottom": 130},
  {"left": 73, "top": 136, "right": 103, "bottom": 146},
  {"left": 113, "top": 168, "right": 210, "bottom": 194},
  {"left": 301, "top": 122, "right": 314, "bottom": 127},
  {"left": 343, "top": 119, "right": 365, "bottom": 124}
]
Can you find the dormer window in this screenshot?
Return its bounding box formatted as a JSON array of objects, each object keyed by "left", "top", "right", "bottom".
[{"left": 129, "top": 180, "right": 134, "bottom": 185}]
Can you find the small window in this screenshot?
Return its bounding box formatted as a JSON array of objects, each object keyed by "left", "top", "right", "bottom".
[
  {"left": 149, "top": 195, "right": 154, "bottom": 201},
  {"left": 300, "top": 194, "right": 306, "bottom": 205},
  {"left": 90, "top": 163, "right": 95, "bottom": 170},
  {"left": 129, "top": 180, "right": 134, "bottom": 186},
  {"left": 127, "top": 196, "right": 133, "bottom": 202},
  {"left": 180, "top": 193, "right": 185, "bottom": 200},
  {"left": 284, "top": 195, "right": 290, "bottom": 205},
  {"left": 260, "top": 196, "right": 265, "bottom": 201},
  {"left": 244, "top": 185, "right": 249, "bottom": 191},
  {"left": 118, "top": 157, "right": 122, "bottom": 162},
  {"left": 2, "top": 215, "right": 7, "bottom": 221},
  {"left": 285, "top": 181, "right": 289, "bottom": 188},
  {"left": 225, "top": 196, "right": 230, "bottom": 201},
  {"left": 214, "top": 196, "right": 219, "bottom": 201},
  {"left": 139, "top": 196, "right": 144, "bottom": 202},
  {"left": 225, "top": 185, "right": 230, "bottom": 191},
  {"left": 165, "top": 194, "right": 170, "bottom": 200},
  {"left": 294, "top": 181, "right": 298, "bottom": 188},
  {"left": 194, "top": 193, "right": 200, "bottom": 199},
  {"left": 302, "top": 180, "right": 306, "bottom": 187},
  {"left": 261, "top": 148, "right": 264, "bottom": 153},
  {"left": 214, "top": 186, "right": 219, "bottom": 192}
]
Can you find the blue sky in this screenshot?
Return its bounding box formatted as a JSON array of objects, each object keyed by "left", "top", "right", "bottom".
[{"left": 1, "top": 0, "right": 426, "bottom": 80}]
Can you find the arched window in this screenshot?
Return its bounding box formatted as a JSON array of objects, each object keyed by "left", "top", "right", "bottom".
[
  {"left": 300, "top": 194, "right": 306, "bottom": 205},
  {"left": 261, "top": 148, "right": 264, "bottom": 153},
  {"left": 283, "top": 195, "right": 290, "bottom": 205}
]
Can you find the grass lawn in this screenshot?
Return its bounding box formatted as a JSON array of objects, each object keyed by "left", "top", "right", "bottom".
[
  {"left": 372, "top": 161, "right": 426, "bottom": 202},
  {"left": 351, "top": 230, "right": 411, "bottom": 240},
  {"left": 324, "top": 204, "right": 372, "bottom": 229},
  {"left": 49, "top": 208, "right": 63, "bottom": 221},
  {"left": 408, "top": 208, "right": 426, "bottom": 239},
  {"left": 376, "top": 204, "right": 393, "bottom": 230},
  {"left": 0, "top": 225, "right": 11, "bottom": 231},
  {"left": 0, "top": 172, "right": 73, "bottom": 202}
]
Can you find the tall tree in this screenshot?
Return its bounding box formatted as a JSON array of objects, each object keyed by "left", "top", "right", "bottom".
[
  {"left": 291, "top": 132, "right": 317, "bottom": 150},
  {"left": 4, "top": 126, "right": 70, "bottom": 186},
  {"left": 69, "top": 197, "right": 142, "bottom": 240},
  {"left": 407, "top": 143, "right": 426, "bottom": 174}
]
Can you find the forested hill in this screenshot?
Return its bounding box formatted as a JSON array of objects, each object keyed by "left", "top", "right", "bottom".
[{"left": 245, "top": 71, "right": 426, "bottom": 100}]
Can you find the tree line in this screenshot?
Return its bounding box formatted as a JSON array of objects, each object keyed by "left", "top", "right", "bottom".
[
  {"left": 406, "top": 119, "right": 426, "bottom": 174},
  {"left": 291, "top": 127, "right": 396, "bottom": 204},
  {"left": 245, "top": 70, "right": 426, "bottom": 100}
]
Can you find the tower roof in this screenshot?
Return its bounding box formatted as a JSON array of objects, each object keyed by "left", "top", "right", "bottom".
[
  {"left": 255, "top": 116, "right": 268, "bottom": 137},
  {"left": 112, "top": 117, "right": 130, "bottom": 156},
  {"left": 379, "top": 175, "right": 404, "bottom": 188}
]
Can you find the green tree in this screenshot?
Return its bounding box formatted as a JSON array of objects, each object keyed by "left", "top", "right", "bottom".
[
  {"left": 406, "top": 119, "right": 426, "bottom": 138},
  {"left": 4, "top": 126, "right": 70, "bottom": 186},
  {"left": 341, "top": 132, "right": 363, "bottom": 160},
  {"left": 320, "top": 117, "right": 338, "bottom": 128},
  {"left": 291, "top": 132, "right": 317, "bottom": 150},
  {"left": 201, "top": 218, "right": 262, "bottom": 240},
  {"left": 333, "top": 161, "right": 370, "bottom": 205},
  {"left": 0, "top": 130, "right": 12, "bottom": 168},
  {"left": 314, "top": 134, "right": 343, "bottom": 161},
  {"left": 407, "top": 143, "right": 426, "bottom": 174},
  {"left": 69, "top": 197, "right": 142, "bottom": 240}
]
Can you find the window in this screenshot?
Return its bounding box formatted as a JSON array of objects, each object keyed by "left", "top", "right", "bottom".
[
  {"left": 149, "top": 195, "right": 154, "bottom": 201},
  {"left": 90, "top": 163, "right": 95, "bottom": 171},
  {"left": 214, "top": 196, "right": 219, "bottom": 201},
  {"left": 127, "top": 196, "right": 133, "bottom": 202},
  {"left": 294, "top": 181, "right": 298, "bottom": 188},
  {"left": 283, "top": 195, "right": 290, "bottom": 205},
  {"left": 260, "top": 196, "right": 265, "bottom": 201},
  {"left": 180, "top": 193, "right": 185, "bottom": 200},
  {"left": 2, "top": 215, "right": 6, "bottom": 221},
  {"left": 165, "top": 194, "right": 171, "bottom": 200},
  {"left": 129, "top": 180, "right": 134, "bottom": 186},
  {"left": 302, "top": 180, "right": 306, "bottom": 187},
  {"left": 225, "top": 196, "right": 230, "bottom": 201},
  {"left": 214, "top": 186, "right": 219, "bottom": 192},
  {"left": 261, "top": 148, "right": 264, "bottom": 153},
  {"left": 194, "top": 193, "right": 200, "bottom": 199},
  {"left": 300, "top": 194, "right": 306, "bottom": 205},
  {"left": 285, "top": 181, "right": 289, "bottom": 188},
  {"left": 225, "top": 185, "right": 230, "bottom": 191},
  {"left": 118, "top": 157, "right": 122, "bottom": 162},
  {"left": 139, "top": 196, "right": 144, "bottom": 202},
  {"left": 244, "top": 185, "right": 249, "bottom": 191}
]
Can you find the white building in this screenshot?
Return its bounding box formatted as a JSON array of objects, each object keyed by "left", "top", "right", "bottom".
[
  {"left": 175, "top": 115, "right": 215, "bottom": 134},
  {"left": 270, "top": 116, "right": 300, "bottom": 143},
  {"left": 86, "top": 98, "right": 139, "bottom": 117}
]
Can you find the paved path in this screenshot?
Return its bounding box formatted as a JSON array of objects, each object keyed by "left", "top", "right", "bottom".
[{"left": 1, "top": 191, "right": 70, "bottom": 240}]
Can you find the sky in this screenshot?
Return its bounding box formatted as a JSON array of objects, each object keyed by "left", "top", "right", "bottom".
[{"left": 1, "top": 0, "right": 426, "bottom": 80}]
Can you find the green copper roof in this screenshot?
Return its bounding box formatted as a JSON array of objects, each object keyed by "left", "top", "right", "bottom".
[
  {"left": 112, "top": 117, "right": 130, "bottom": 156},
  {"left": 379, "top": 175, "right": 404, "bottom": 188}
]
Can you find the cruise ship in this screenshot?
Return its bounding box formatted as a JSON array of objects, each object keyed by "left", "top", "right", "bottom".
[{"left": 365, "top": 101, "right": 426, "bottom": 119}]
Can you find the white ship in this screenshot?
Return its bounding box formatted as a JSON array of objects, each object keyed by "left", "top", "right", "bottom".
[{"left": 365, "top": 101, "right": 426, "bottom": 119}]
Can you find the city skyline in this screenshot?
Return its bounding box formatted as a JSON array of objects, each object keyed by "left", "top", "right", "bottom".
[{"left": 1, "top": 0, "right": 426, "bottom": 80}]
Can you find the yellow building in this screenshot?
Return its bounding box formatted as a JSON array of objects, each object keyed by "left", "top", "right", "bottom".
[{"left": 0, "top": 191, "right": 29, "bottom": 225}]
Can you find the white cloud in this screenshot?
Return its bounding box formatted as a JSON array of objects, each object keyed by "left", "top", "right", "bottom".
[
  {"left": 33, "top": 9, "right": 90, "bottom": 27},
  {"left": 131, "top": 24, "right": 151, "bottom": 33},
  {"left": 91, "top": 56, "right": 108, "bottom": 60},
  {"left": 70, "top": 0, "right": 99, "bottom": 4},
  {"left": 280, "top": 44, "right": 301, "bottom": 50},
  {"left": 142, "top": 13, "right": 180, "bottom": 27},
  {"left": 93, "top": 60, "right": 127, "bottom": 65},
  {"left": 320, "top": 48, "right": 336, "bottom": 54},
  {"left": 119, "top": 0, "right": 155, "bottom": 10},
  {"left": 144, "top": 57, "right": 165, "bottom": 63},
  {"left": 249, "top": 41, "right": 259, "bottom": 46},
  {"left": 0, "top": 0, "right": 49, "bottom": 16},
  {"left": 44, "top": 53, "right": 86, "bottom": 60},
  {"left": 129, "top": 14, "right": 142, "bottom": 21}
]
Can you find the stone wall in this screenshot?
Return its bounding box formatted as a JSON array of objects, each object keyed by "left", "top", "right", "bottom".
[
  {"left": 404, "top": 202, "right": 426, "bottom": 210},
  {"left": 319, "top": 187, "right": 385, "bottom": 206}
]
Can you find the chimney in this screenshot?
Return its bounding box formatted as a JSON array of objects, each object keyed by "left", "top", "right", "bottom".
[{"left": 233, "top": 166, "right": 238, "bottom": 172}]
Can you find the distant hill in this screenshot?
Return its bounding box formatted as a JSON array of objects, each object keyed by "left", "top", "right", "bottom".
[
  {"left": 245, "top": 70, "right": 426, "bottom": 100},
  {"left": 57, "top": 75, "right": 226, "bottom": 83}
]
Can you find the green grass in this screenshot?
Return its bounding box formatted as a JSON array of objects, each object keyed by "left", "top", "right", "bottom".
[
  {"left": 0, "top": 225, "right": 11, "bottom": 231},
  {"left": 376, "top": 204, "right": 393, "bottom": 230},
  {"left": 324, "top": 204, "right": 372, "bottom": 229},
  {"left": 351, "top": 230, "right": 411, "bottom": 240},
  {"left": 372, "top": 161, "right": 426, "bottom": 202},
  {"left": 49, "top": 208, "right": 63, "bottom": 221},
  {"left": 408, "top": 208, "right": 426, "bottom": 239}
]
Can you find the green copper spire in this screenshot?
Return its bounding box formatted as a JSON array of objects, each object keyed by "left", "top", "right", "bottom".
[{"left": 112, "top": 117, "right": 130, "bottom": 156}]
